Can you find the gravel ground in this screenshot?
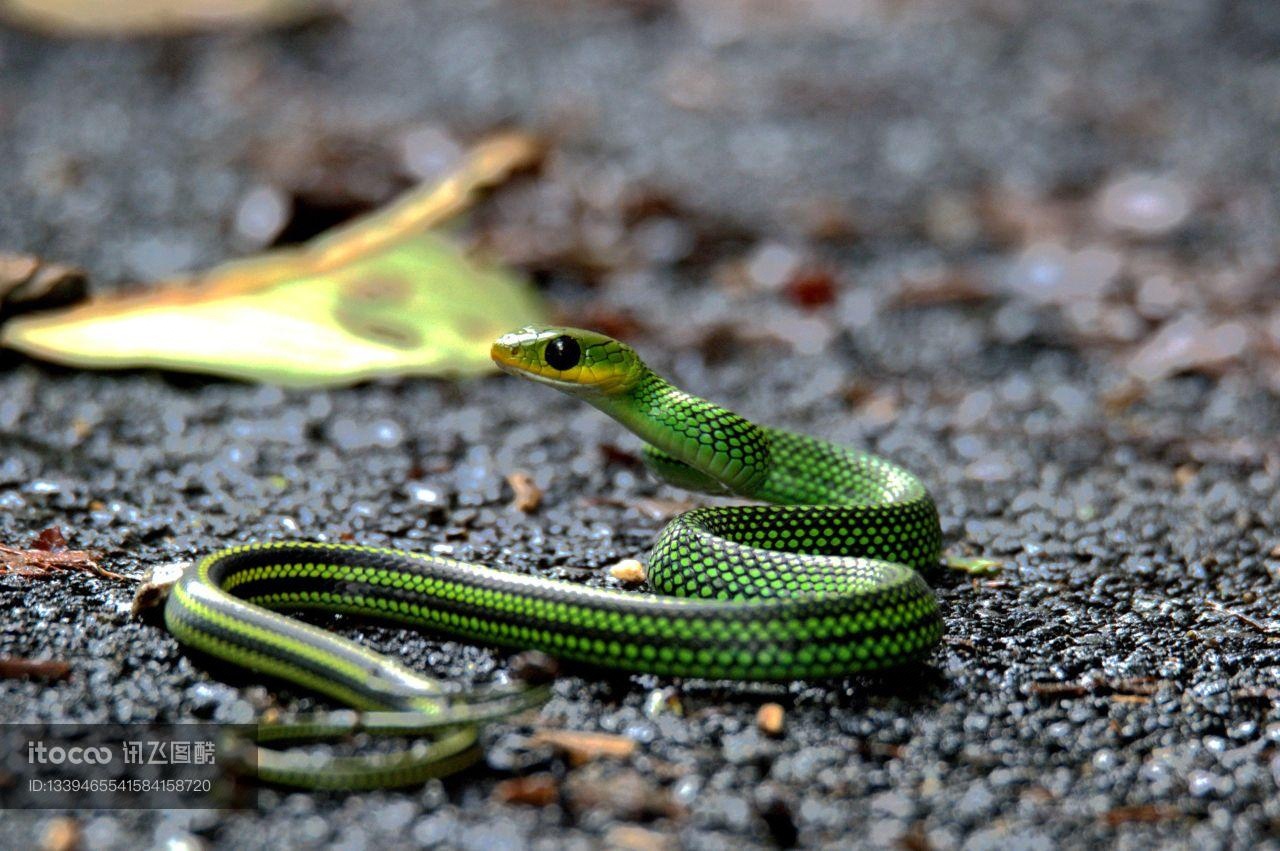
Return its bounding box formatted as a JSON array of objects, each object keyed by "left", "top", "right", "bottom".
[{"left": 2, "top": 1, "right": 1280, "bottom": 849}]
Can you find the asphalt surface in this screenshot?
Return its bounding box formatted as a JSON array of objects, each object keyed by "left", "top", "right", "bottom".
[{"left": 2, "top": 2, "right": 1280, "bottom": 849}]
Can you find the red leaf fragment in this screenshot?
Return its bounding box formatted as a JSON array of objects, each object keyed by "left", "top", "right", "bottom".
[
  {"left": 492, "top": 773, "right": 559, "bottom": 807},
  {"left": 599, "top": 443, "right": 644, "bottom": 469},
  {"left": 784, "top": 269, "right": 837, "bottom": 309},
  {"left": 32, "top": 526, "right": 69, "bottom": 553}
]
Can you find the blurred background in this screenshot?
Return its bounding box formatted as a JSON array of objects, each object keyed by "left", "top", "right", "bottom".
[
  {"left": 2, "top": 0, "right": 1278, "bottom": 392},
  {"left": 2, "top": 2, "right": 1279, "bottom": 849}
]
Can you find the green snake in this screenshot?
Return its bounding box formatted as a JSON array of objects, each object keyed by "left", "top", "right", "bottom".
[{"left": 165, "top": 325, "right": 943, "bottom": 788}]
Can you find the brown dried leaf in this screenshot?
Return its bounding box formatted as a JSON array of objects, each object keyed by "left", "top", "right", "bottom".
[
  {"left": 0, "top": 529, "right": 124, "bottom": 581},
  {"left": 0, "top": 253, "right": 87, "bottom": 321},
  {"left": 530, "top": 729, "right": 637, "bottom": 766},
  {"left": 130, "top": 561, "right": 190, "bottom": 619},
  {"left": 491, "top": 773, "right": 559, "bottom": 807},
  {"left": 563, "top": 767, "right": 682, "bottom": 820},
  {"left": 1127, "top": 316, "right": 1251, "bottom": 383},
  {"left": 506, "top": 471, "right": 543, "bottom": 513},
  {"left": 0, "top": 0, "right": 328, "bottom": 36},
  {"left": 3, "top": 132, "right": 547, "bottom": 386}
]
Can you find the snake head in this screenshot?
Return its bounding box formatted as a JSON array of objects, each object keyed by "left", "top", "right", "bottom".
[{"left": 492, "top": 325, "right": 646, "bottom": 397}]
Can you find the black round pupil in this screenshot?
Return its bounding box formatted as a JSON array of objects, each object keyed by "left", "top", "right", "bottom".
[{"left": 544, "top": 335, "right": 581, "bottom": 371}]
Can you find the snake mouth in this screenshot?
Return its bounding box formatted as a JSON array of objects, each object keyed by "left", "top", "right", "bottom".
[
  {"left": 490, "top": 327, "right": 555, "bottom": 382},
  {"left": 489, "top": 338, "right": 525, "bottom": 375}
]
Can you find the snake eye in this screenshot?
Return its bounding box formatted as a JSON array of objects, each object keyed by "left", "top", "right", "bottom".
[{"left": 544, "top": 335, "right": 582, "bottom": 371}]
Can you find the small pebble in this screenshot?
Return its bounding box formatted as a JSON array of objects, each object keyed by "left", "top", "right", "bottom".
[
  {"left": 1127, "top": 317, "right": 1250, "bottom": 382},
  {"left": 232, "top": 184, "right": 290, "bottom": 247},
  {"left": 603, "top": 825, "right": 672, "bottom": 851},
  {"left": 757, "top": 702, "right": 785, "bottom": 737},
  {"left": 744, "top": 242, "right": 803, "bottom": 290},
  {"left": 609, "top": 558, "right": 647, "bottom": 584},
  {"left": 40, "top": 817, "right": 79, "bottom": 851},
  {"left": 1096, "top": 174, "right": 1191, "bottom": 236}
]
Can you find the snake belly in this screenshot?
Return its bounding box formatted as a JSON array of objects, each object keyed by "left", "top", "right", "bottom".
[{"left": 163, "top": 325, "right": 943, "bottom": 784}]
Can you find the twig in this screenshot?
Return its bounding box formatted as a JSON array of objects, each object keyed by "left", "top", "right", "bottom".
[
  {"left": 1205, "top": 600, "right": 1280, "bottom": 638},
  {"left": 0, "top": 542, "right": 125, "bottom": 581},
  {"left": 1030, "top": 675, "right": 1166, "bottom": 701},
  {"left": 1102, "top": 804, "right": 1182, "bottom": 826},
  {"left": 0, "top": 656, "right": 71, "bottom": 681},
  {"left": 1030, "top": 681, "right": 1090, "bottom": 699}
]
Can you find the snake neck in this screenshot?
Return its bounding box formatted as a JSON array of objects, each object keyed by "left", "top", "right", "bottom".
[{"left": 591, "top": 369, "right": 772, "bottom": 497}]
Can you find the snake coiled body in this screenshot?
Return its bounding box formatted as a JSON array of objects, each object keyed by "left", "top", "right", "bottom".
[{"left": 165, "top": 325, "right": 943, "bottom": 787}]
